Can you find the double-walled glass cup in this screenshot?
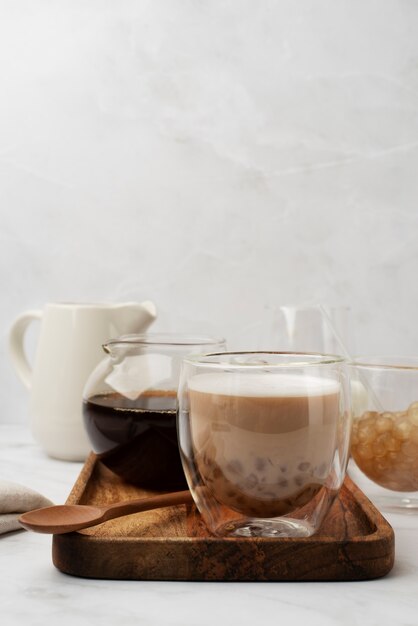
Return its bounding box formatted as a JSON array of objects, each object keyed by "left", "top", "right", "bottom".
[
  {"left": 83, "top": 333, "right": 226, "bottom": 490},
  {"left": 349, "top": 357, "right": 418, "bottom": 513},
  {"left": 178, "top": 352, "right": 351, "bottom": 538}
]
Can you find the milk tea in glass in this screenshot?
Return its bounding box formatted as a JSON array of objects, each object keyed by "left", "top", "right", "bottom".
[{"left": 177, "top": 352, "right": 351, "bottom": 538}]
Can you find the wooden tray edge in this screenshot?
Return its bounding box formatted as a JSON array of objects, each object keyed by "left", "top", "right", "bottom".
[{"left": 52, "top": 454, "right": 395, "bottom": 581}]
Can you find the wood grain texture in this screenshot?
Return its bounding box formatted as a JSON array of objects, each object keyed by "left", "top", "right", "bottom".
[{"left": 52, "top": 454, "right": 394, "bottom": 581}]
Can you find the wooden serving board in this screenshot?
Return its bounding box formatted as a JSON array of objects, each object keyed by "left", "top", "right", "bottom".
[{"left": 53, "top": 453, "right": 394, "bottom": 581}]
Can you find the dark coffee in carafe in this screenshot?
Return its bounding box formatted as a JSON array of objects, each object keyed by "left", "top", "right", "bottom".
[{"left": 82, "top": 390, "right": 187, "bottom": 490}]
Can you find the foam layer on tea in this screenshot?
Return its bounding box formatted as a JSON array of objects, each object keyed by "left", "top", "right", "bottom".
[
  {"left": 188, "top": 373, "right": 340, "bottom": 517},
  {"left": 189, "top": 373, "right": 340, "bottom": 397}
]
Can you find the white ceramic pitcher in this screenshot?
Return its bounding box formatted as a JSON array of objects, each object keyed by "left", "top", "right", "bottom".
[{"left": 9, "top": 301, "right": 157, "bottom": 461}]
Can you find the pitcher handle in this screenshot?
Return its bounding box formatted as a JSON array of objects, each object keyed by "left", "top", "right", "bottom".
[{"left": 9, "top": 310, "right": 43, "bottom": 389}]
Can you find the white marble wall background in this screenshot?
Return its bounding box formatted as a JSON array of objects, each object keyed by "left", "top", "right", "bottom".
[{"left": 1, "top": 1, "right": 417, "bottom": 423}]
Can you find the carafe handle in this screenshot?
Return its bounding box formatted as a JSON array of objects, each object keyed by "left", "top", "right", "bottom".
[{"left": 9, "top": 310, "right": 43, "bottom": 390}]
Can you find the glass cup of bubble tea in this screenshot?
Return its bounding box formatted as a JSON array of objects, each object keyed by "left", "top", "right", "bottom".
[
  {"left": 349, "top": 357, "right": 418, "bottom": 513},
  {"left": 177, "top": 352, "right": 352, "bottom": 538}
]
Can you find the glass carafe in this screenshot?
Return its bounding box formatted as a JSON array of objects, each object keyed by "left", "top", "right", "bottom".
[{"left": 82, "top": 333, "right": 226, "bottom": 490}]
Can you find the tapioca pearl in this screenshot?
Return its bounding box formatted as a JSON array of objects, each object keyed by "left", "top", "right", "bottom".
[
  {"left": 401, "top": 441, "right": 418, "bottom": 458},
  {"left": 376, "top": 432, "right": 402, "bottom": 452},
  {"left": 387, "top": 436, "right": 402, "bottom": 452},
  {"left": 375, "top": 415, "right": 393, "bottom": 434},
  {"left": 298, "top": 461, "right": 311, "bottom": 471},
  {"left": 318, "top": 463, "right": 328, "bottom": 476},
  {"left": 408, "top": 402, "right": 418, "bottom": 426},
  {"left": 245, "top": 473, "right": 258, "bottom": 489},
  {"left": 372, "top": 440, "right": 387, "bottom": 458},
  {"left": 410, "top": 427, "right": 418, "bottom": 445},
  {"left": 358, "top": 423, "right": 376, "bottom": 445},
  {"left": 361, "top": 412, "right": 380, "bottom": 425},
  {"left": 375, "top": 458, "right": 391, "bottom": 473},
  {"left": 227, "top": 460, "right": 243, "bottom": 475},
  {"left": 294, "top": 475, "right": 305, "bottom": 487},
  {"left": 355, "top": 444, "right": 374, "bottom": 460},
  {"left": 254, "top": 457, "right": 266, "bottom": 472},
  {"left": 278, "top": 479, "right": 288, "bottom": 488},
  {"left": 387, "top": 451, "right": 400, "bottom": 463},
  {"left": 394, "top": 418, "right": 412, "bottom": 441},
  {"left": 280, "top": 465, "right": 287, "bottom": 473}
]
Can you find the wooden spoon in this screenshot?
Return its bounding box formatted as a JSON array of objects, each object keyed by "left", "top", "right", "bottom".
[{"left": 19, "top": 490, "right": 193, "bottom": 534}]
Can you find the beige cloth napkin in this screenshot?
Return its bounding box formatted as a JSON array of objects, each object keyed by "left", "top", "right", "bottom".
[{"left": 0, "top": 479, "right": 53, "bottom": 534}]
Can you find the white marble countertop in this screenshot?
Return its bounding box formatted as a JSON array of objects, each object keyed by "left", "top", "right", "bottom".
[{"left": 1, "top": 424, "right": 418, "bottom": 626}]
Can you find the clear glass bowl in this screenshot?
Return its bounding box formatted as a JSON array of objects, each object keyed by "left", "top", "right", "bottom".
[{"left": 349, "top": 356, "right": 418, "bottom": 513}]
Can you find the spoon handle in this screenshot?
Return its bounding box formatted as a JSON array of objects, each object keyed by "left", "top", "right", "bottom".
[
  {"left": 19, "top": 490, "right": 195, "bottom": 534},
  {"left": 101, "top": 490, "right": 194, "bottom": 522}
]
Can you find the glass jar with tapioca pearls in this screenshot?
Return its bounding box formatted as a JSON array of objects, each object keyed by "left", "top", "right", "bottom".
[{"left": 349, "top": 357, "right": 418, "bottom": 512}]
